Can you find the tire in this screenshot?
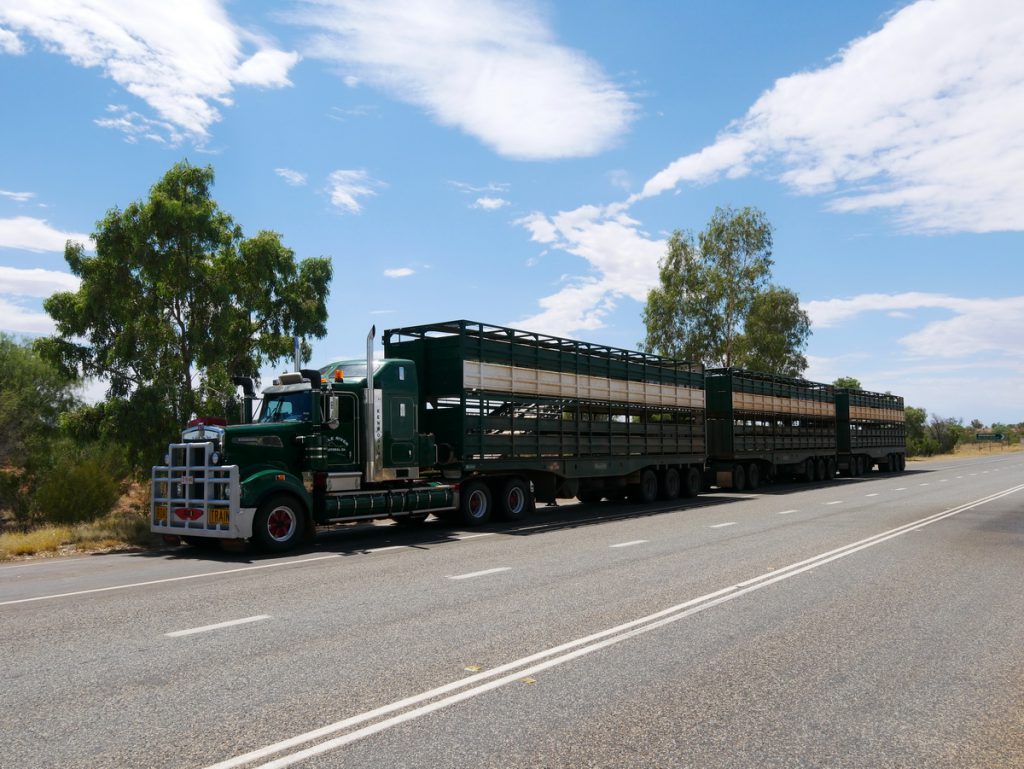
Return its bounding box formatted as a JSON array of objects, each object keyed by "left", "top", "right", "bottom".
[
  {"left": 897, "top": 454, "right": 906, "bottom": 472},
  {"left": 497, "top": 478, "right": 533, "bottom": 521},
  {"left": 732, "top": 464, "right": 746, "bottom": 492},
  {"left": 253, "top": 494, "right": 306, "bottom": 553},
  {"left": 630, "top": 468, "right": 658, "bottom": 503},
  {"left": 459, "top": 480, "right": 492, "bottom": 525},
  {"left": 815, "top": 458, "right": 826, "bottom": 482},
  {"left": 826, "top": 458, "right": 837, "bottom": 481},
  {"left": 659, "top": 467, "right": 681, "bottom": 500},
  {"left": 746, "top": 463, "right": 760, "bottom": 491},
  {"left": 804, "top": 458, "right": 816, "bottom": 482},
  {"left": 857, "top": 455, "right": 867, "bottom": 476},
  {"left": 682, "top": 467, "right": 702, "bottom": 498}
]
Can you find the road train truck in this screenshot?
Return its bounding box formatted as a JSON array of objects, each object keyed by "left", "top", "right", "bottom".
[{"left": 152, "top": 320, "right": 708, "bottom": 551}]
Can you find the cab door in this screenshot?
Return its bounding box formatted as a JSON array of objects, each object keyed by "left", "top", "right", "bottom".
[{"left": 325, "top": 392, "right": 359, "bottom": 469}]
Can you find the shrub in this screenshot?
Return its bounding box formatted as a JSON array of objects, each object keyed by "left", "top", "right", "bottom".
[{"left": 35, "top": 442, "right": 126, "bottom": 525}]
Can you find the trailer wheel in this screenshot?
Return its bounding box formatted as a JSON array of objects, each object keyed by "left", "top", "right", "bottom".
[
  {"left": 659, "top": 468, "right": 681, "bottom": 500},
  {"left": 682, "top": 467, "right": 702, "bottom": 498},
  {"left": 897, "top": 454, "right": 906, "bottom": 472},
  {"left": 746, "top": 463, "right": 760, "bottom": 491},
  {"left": 253, "top": 494, "right": 306, "bottom": 553},
  {"left": 732, "top": 464, "right": 746, "bottom": 492},
  {"left": 803, "top": 458, "right": 816, "bottom": 482},
  {"left": 497, "top": 478, "right": 533, "bottom": 521},
  {"left": 630, "top": 468, "right": 659, "bottom": 503},
  {"left": 815, "top": 458, "right": 826, "bottom": 482},
  {"left": 826, "top": 458, "right": 837, "bottom": 480},
  {"left": 459, "top": 481, "right": 492, "bottom": 525}
]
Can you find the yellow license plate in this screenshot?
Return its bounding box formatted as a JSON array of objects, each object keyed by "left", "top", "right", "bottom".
[
  {"left": 155, "top": 505, "right": 168, "bottom": 523},
  {"left": 209, "top": 508, "right": 230, "bottom": 526}
]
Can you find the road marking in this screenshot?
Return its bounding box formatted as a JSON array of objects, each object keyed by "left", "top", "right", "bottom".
[
  {"left": 776, "top": 510, "right": 798, "bottom": 515},
  {"left": 202, "top": 481, "right": 1024, "bottom": 769},
  {"left": 894, "top": 488, "right": 907, "bottom": 491},
  {"left": 166, "top": 615, "right": 270, "bottom": 638},
  {"left": 0, "top": 534, "right": 495, "bottom": 607},
  {"left": 448, "top": 567, "right": 511, "bottom": 580},
  {"left": 709, "top": 522, "right": 737, "bottom": 529},
  {"left": 826, "top": 501, "right": 843, "bottom": 505},
  {"left": 609, "top": 540, "right": 648, "bottom": 548},
  {"left": 940, "top": 479, "right": 949, "bottom": 483},
  {"left": 956, "top": 476, "right": 963, "bottom": 479},
  {"left": 865, "top": 493, "right": 879, "bottom": 498},
  {"left": 919, "top": 483, "right": 930, "bottom": 486}
]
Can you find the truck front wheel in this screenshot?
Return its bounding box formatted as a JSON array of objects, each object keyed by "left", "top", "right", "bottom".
[{"left": 253, "top": 494, "right": 306, "bottom": 553}]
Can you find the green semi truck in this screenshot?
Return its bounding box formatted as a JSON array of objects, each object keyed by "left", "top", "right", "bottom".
[{"left": 151, "top": 320, "right": 708, "bottom": 551}]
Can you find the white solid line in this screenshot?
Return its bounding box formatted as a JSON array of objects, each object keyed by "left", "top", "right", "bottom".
[
  {"left": 776, "top": 510, "right": 798, "bottom": 515},
  {"left": 166, "top": 615, "right": 270, "bottom": 638},
  {"left": 203, "top": 482, "right": 1024, "bottom": 769},
  {"left": 709, "top": 522, "right": 737, "bottom": 529},
  {"left": 865, "top": 493, "right": 879, "bottom": 498},
  {"left": 448, "top": 567, "right": 511, "bottom": 580},
  {"left": 609, "top": 540, "right": 648, "bottom": 549},
  {"left": 826, "top": 501, "right": 843, "bottom": 505}
]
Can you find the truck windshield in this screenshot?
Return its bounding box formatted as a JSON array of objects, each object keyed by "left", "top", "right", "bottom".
[{"left": 258, "top": 393, "right": 311, "bottom": 423}]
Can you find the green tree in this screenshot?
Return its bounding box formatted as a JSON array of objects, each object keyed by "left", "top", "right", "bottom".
[
  {"left": 0, "top": 335, "right": 82, "bottom": 528},
  {"left": 904, "top": 405, "right": 935, "bottom": 457},
  {"left": 833, "top": 376, "right": 862, "bottom": 389},
  {"left": 38, "top": 161, "right": 332, "bottom": 455},
  {"left": 927, "top": 415, "right": 965, "bottom": 454},
  {"left": 642, "top": 206, "right": 812, "bottom": 375}
]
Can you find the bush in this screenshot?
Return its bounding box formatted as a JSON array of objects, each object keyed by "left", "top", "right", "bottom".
[{"left": 34, "top": 442, "right": 127, "bottom": 525}]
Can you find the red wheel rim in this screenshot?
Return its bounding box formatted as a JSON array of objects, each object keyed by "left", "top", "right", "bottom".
[{"left": 267, "top": 507, "right": 296, "bottom": 541}]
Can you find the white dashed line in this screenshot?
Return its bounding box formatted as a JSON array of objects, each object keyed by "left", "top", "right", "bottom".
[
  {"left": 919, "top": 483, "right": 930, "bottom": 486},
  {"left": 894, "top": 487, "right": 907, "bottom": 491},
  {"left": 865, "top": 493, "right": 879, "bottom": 497},
  {"left": 776, "top": 510, "right": 798, "bottom": 515},
  {"left": 710, "top": 522, "right": 738, "bottom": 529},
  {"left": 448, "top": 567, "right": 511, "bottom": 581},
  {"left": 610, "top": 540, "right": 648, "bottom": 549},
  {"left": 826, "top": 501, "right": 843, "bottom": 506},
  {"left": 166, "top": 615, "right": 270, "bottom": 638}
]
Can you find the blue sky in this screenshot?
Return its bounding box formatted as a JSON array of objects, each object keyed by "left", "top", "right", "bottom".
[{"left": 1, "top": 0, "right": 1021, "bottom": 423}]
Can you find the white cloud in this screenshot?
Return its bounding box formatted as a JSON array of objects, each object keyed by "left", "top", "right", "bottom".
[
  {"left": 94, "top": 105, "right": 185, "bottom": 145},
  {"left": 383, "top": 267, "right": 414, "bottom": 278},
  {"left": 0, "top": 26, "right": 23, "bottom": 54},
  {"left": 0, "top": 216, "right": 93, "bottom": 252},
  {"left": 275, "top": 167, "right": 308, "bottom": 186},
  {"left": 0, "top": 266, "right": 80, "bottom": 297},
  {"left": 515, "top": 204, "right": 665, "bottom": 335},
  {"left": 294, "top": 0, "right": 635, "bottom": 159},
  {"left": 806, "top": 291, "right": 1024, "bottom": 360},
  {"left": 634, "top": 0, "right": 1024, "bottom": 233},
  {"left": 0, "top": 189, "right": 34, "bottom": 202},
  {"left": 471, "top": 196, "right": 509, "bottom": 211},
  {"left": 326, "top": 169, "right": 383, "bottom": 214},
  {"left": 0, "top": 0, "right": 299, "bottom": 143},
  {"left": 449, "top": 180, "right": 509, "bottom": 194},
  {"left": 0, "top": 297, "right": 56, "bottom": 334}
]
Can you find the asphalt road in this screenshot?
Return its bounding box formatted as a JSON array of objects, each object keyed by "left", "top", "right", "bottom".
[{"left": 1, "top": 453, "right": 1022, "bottom": 769}]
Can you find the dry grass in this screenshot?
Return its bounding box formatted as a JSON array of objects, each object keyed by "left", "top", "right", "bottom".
[
  {"left": 0, "top": 480, "right": 159, "bottom": 562},
  {"left": 910, "top": 441, "right": 1023, "bottom": 463}
]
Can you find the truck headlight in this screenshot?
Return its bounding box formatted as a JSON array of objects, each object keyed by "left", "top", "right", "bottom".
[
  {"left": 210, "top": 451, "right": 221, "bottom": 465},
  {"left": 164, "top": 453, "right": 172, "bottom": 466}
]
